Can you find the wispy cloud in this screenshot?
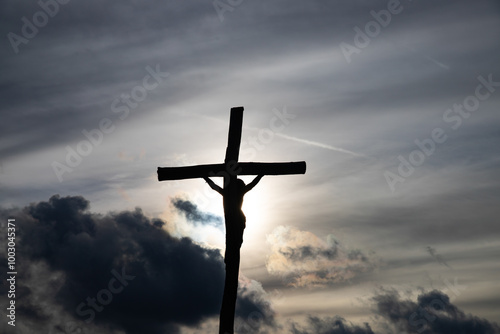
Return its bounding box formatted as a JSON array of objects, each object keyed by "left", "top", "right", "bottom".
[{"left": 426, "top": 246, "right": 451, "bottom": 268}]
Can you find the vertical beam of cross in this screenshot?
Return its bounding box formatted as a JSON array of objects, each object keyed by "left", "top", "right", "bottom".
[
  {"left": 220, "top": 107, "right": 244, "bottom": 334},
  {"left": 225, "top": 106, "right": 243, "bottom": 164}
]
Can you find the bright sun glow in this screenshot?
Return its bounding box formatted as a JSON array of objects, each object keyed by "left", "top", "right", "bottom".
[
  {"left": 242, "top": 191, "right": 266, "bottom": 230},
  {"left": 241, "top": 181, "right": 274, "bottom": 244}
]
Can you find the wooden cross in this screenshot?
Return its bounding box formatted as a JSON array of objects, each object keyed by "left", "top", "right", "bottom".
[{"left": 157, "top": 106, "right": 306, "bottom": 334}]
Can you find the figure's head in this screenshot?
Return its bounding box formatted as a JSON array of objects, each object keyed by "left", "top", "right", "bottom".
[{"left": 236, "top": 178, "right": 246, "bottom": 190}]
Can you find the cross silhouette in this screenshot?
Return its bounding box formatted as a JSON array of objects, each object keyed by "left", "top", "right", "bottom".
[{"left": 157, "top": 106, "right": 306, "bottom": 333}]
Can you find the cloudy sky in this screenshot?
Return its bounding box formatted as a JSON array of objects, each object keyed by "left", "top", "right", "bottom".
[{"left": 1, "top": 0, "right": 500, "bottom": 333}]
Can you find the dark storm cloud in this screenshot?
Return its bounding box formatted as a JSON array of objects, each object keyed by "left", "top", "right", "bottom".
[
  {"left": 372, "top": 289, "right": 500, "bottom": 334},
  {"left": 171, "top": 197, "right": 223, "bottom": 227},
  {"left": 0, "top": 195, "right": 268, "bottom": 334},
  {"left": 288, "top": 290, "right": 500, "bottom": 334}
]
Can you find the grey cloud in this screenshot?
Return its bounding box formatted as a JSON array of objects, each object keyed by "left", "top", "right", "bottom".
[
  {"left": 426, "top": 246, "right": 451, "bottom": 268},
  {"left": 0, "top": 0, "right": 217, "bottom": 161},
  {"left": 171, "top": 197, "right": 223, "bottom": 227},
  {"left": 0, "top": 0, "right": 499, "bottom": 329},
  {"left": 290, "top": 316, "right": 375, "bottom": 334},
  {"left": 3, "top": 0, "right": 498, "bottom": 164},
  {"left": 266, "top": 226, "right": 375, "bottom": 287},
  {"left": 280, "top": 245, "right": 338, "bottom": 262},
  {"left": 333, "top": 179, "right": 500, "bottom": 248},
  {"left": 234, "top": 277, "right": 277, "bottom": 333}
]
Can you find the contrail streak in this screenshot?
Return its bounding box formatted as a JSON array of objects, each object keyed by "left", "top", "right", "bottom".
[
  {"left": 400, "top": 42, "right": 450, "bottom": 71},
  {"left": 177, "top": 111, "right": 365, "bottom": 157},
  {"left": 275, "top": 132, "right": 365, "bottom": 157},
  {"left": 244, "top": 124, "right": 364, "bottom": 157}
]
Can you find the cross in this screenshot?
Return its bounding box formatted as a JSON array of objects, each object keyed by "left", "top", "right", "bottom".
[{"left": 157, "top": 106, "right": 306, "bottom": 334}]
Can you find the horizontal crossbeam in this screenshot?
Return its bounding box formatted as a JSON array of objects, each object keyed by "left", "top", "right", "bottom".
[
  {"left": 157, "top": 161, "right": 306, "bottom": 181},
  {"left": 237, "top": 162, "right": 306, "bottom": 176}
]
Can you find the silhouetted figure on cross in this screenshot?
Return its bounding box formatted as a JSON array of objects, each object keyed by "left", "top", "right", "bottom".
[
  {"left": 204, "top": 175, "right": 263, "bottom": 259},
  {"left": 157, "top": 106, "right": 305, "bottom": 333}
]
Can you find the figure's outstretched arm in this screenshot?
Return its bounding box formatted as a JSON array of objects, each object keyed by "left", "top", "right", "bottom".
[
  {"left": 244, "top": 175, "right": 264, "bottom": 194},
  {"left": 203, "top": 177, "right": 224, "bottom": 195}
]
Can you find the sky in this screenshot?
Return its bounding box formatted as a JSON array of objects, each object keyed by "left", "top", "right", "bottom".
[{"left": 1, "top": 0, "right": 500, "bottom": 333}]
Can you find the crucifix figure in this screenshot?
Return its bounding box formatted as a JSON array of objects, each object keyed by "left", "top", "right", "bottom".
[
  {"left": 157, "top": 106, "right": 306, "bottom": 334},
  {"left": 203, "top": 174, "right": 263, "bottom": 250}
]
